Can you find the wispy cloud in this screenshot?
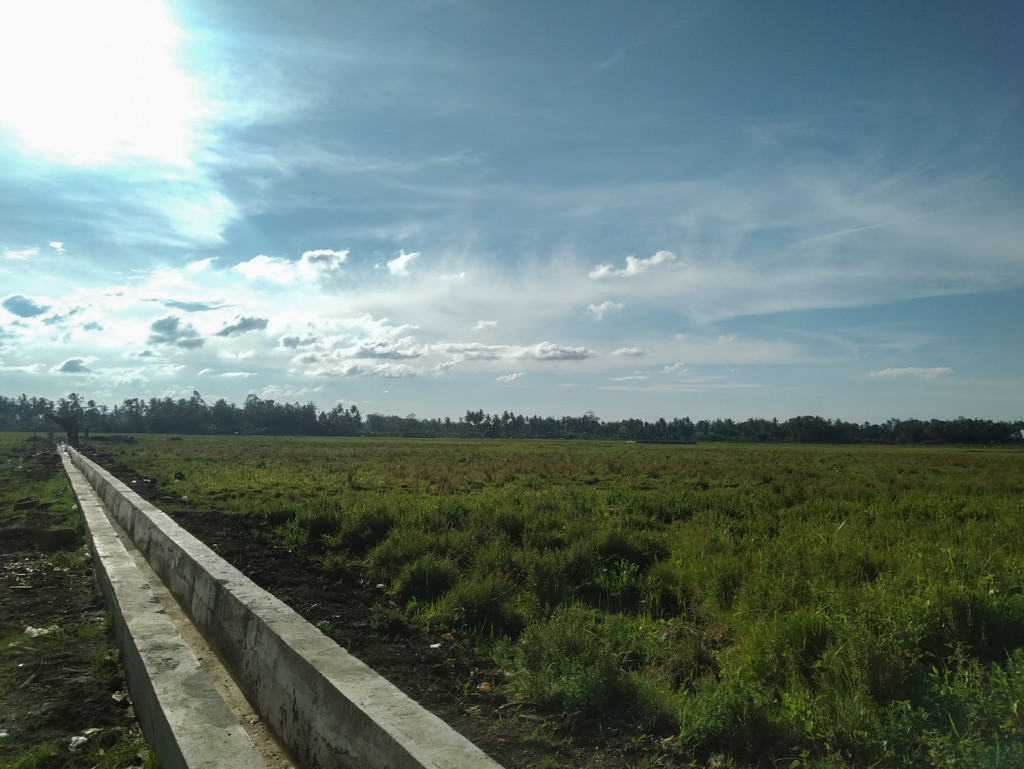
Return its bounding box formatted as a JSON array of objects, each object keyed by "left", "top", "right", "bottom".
[
  {"left": 3, "top": 248, "right": 37, "bottom": 261},
  {"left": 587, "top": 300, "right": 624, "bottom": 320},
  {"left": 869, "top": 367, "right": 952, "bottom": 379}
]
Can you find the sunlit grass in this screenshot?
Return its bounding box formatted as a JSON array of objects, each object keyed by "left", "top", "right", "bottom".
[{"left": 101, "top": 435, "right": 1024, "bottom": 767}]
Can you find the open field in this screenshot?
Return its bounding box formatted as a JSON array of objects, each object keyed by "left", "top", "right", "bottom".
[{"left": 89, "top": 436, "right": 1024, "bottom": 767}]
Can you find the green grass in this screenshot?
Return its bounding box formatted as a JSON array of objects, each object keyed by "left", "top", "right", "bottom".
[
  {"left": 0, "top": 434, "right": 158, "bottom": 769},
  {"left": 99, "top": 435, "right": 1024, "bottom": 766}
]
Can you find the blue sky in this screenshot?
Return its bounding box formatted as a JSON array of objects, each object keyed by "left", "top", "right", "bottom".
[{"left": 1, "top": 0, "right": 1021, "bottom": 422}]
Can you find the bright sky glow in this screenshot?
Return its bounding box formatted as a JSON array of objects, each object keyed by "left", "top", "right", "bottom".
[
  {"left": 1, "top": 1, "right": 1021, "bottom": 422},
  {"left": 0, "top": 0, "right": 195, "bottom": 166}
]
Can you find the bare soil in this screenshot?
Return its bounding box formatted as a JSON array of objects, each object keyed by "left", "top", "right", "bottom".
[{"left": 0, "top": 444, "right": 151, "bottom": 768}]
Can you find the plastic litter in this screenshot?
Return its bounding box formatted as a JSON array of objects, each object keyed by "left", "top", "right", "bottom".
[{"left": 25, "top": 625, "right": 58, "bottom": 638}]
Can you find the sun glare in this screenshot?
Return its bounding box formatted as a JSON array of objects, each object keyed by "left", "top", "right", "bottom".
[{"left": 0, "top": 0, "right": 197, "bottom": 166}]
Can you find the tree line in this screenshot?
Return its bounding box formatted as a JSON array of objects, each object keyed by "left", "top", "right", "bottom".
[{"left": 0, "top": 391, "right": 1020, "bottom": 445}]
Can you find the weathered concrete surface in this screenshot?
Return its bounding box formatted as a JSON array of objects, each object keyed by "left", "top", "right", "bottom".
[
  {"left": 67, "top": 446, "right": 504, "bottom": 769},
  {"left": 59, "top": 450, "right": 268, "bottom": 769}
]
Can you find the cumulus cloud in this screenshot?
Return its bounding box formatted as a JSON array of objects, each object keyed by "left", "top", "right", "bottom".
[
  {"left": 280, "top": 334, "right": 318, "bottom": 349},
  {"left": 612, "top": 346, "right": 645, "bottom": 357},
  {"left": 301, "top": 249, "right": 348, "bottom": 271},
  {"left": 662, "top": 362, "right": 689, "bottom": 374},
  {"left": 54, "top": 358, "right": 91, "bottom": 373},
  {"left": 437, "top": 341, "right": 594, "bottom": 363},
  {"left": 232, "top": 254, "right": 296, "bottom": 283},
  {"left": 472, "top": 320, "right": 497, "bottom": 331},
  {"left": 2, "top": 294, "right": 50, "bottom": 317},
  {"left": 587, "top": 300, "right": 624, "bottom": 320},
  {"left": 386, "top": 249, "right": 419, "bottom": 276},
  {"left": 215, "top": 316, "right": 269, "bottom": 337},
  {"left": 49, "top": 242, "right": 65, "bottom": 253},
  {"left": 497, "top": 372, "right": 524, "bottom": 382},
  {"left": 435, "top": 342, "right": 504, "bottom": 361},
  {"left": 513, "top": 342, "right": 594, "bottom": 361},
  {"left": 148, "top": 316, "right": 205, "bottom": 349},
  {"left": 589, "top": 249, "right": 676, "bottom": 279},
  {"left": 353, "top": 337, "right": 424, "bottom": 359},
  {"left": 306, "top": 361, "right": 416, "bottom": 378},
  {"left": 869, "top": 366, "right": 952, "bottom": 379},
  {"left": 233, "top": 249, "right": 348, "bottom": 284}
]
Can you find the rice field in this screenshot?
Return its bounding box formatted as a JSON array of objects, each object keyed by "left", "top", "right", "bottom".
[{"left": 98, "top": 436, "right": 1024, "bottom": 768}]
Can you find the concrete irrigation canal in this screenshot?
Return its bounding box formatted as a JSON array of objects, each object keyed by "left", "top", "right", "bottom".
[{"left": 58, "top": 445, "right": 504, "bottom": 769}]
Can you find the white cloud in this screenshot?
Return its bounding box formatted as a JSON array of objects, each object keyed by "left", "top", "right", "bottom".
[
  {"left": 386, "top": 250, "right": 419, "bottom": 276},
  {"left": 306, "top": 361, "right": 416, "bottom": 378},
  {"left": 662, "top": 362, "right": 689, "bottom": 374},
  {"left": 512, "top": 342, "right": 594, "bottom": 361},
  {"left": 587, "top": 300, "right": 624, "bottom": 320},
  {"left": 589, "top": 250, "right": 676, "bottom": 279},
  {"left": 352, "top": 337, "right": 425, "bottom": 359},
  {"left": 232, "top": 254, "right": 296, "bottom": 284},
  {"left": 497, "top": 372, "right": 523, "bottom": 382},
  {"left": 612, "top": 346, "right": 644, "bottom": 357},
  {"left": 48, "top": 242, "right": 64, "bottom": 253},
  {"left": 3, "top": 248, "right": 37, "bottom": 261},
  {"left": 473, "top": 320, "right": 497, "bottom": 331},
  {"left": 231, "top": 250, "right": 347, "bottom": 285},
  {"left": 869, "top": 367, "right": 952, "bottom": 379},
  {"left": 434, "top": 342, "right": 504, "bottom": 361},
  {"left": 185, "top": 257, "right": 217, "bottom": 274}
]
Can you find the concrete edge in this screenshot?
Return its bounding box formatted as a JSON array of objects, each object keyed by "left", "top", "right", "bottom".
[
  {"left": 59, "top": 450, "right": 269, "bottom": 769},
  {"left": 68, "top": 447, "right": 504, "bottom": 769}
]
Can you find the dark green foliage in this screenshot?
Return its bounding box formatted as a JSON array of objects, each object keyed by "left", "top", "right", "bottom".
[
  {"left": 394, "top": 554, "right": 457, "bottom": 602},
  {"left": 437, "top": 574, "right": 523, "bottom": 637},
  {"left": 337, "top": 504, "right": 395, "bottom": 554}
]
